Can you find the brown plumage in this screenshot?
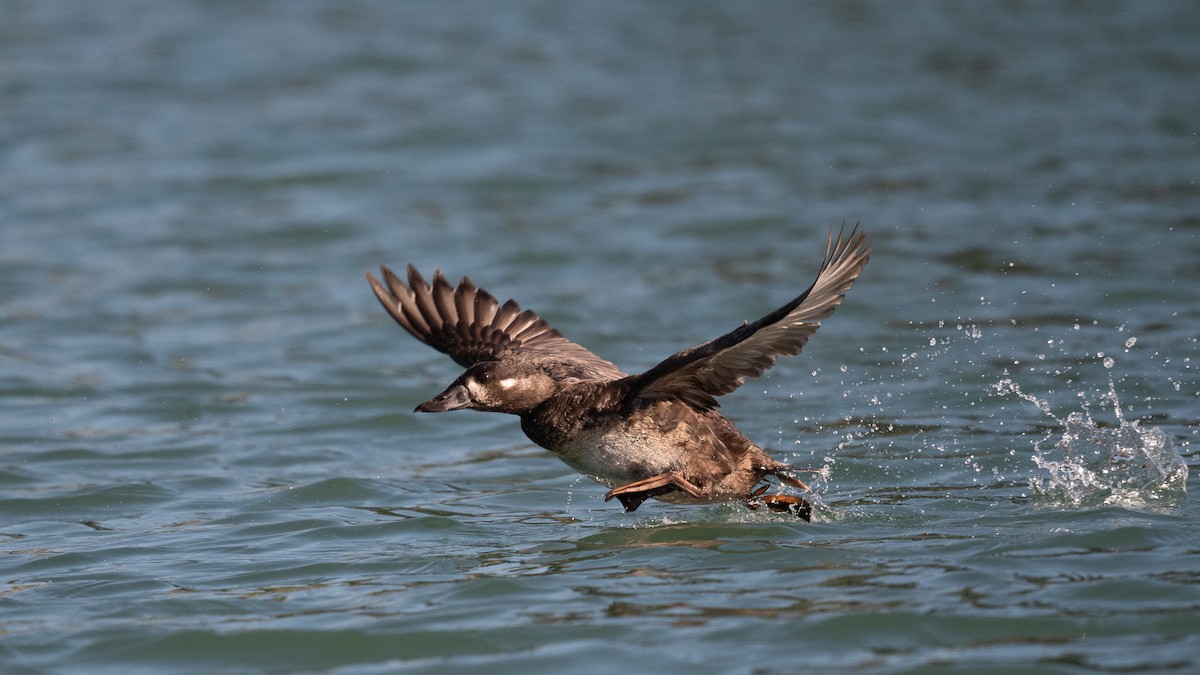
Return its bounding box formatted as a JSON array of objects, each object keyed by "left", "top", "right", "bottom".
[{"left": 366, "top": 226, "right": 870, "bottom": 520}]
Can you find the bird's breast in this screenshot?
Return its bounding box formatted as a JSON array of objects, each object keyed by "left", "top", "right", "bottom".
[{"left": 521, "top": 408, "right": 683, "bottom": 488}]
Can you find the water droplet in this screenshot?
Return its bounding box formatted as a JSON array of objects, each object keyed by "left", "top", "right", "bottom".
[
  {"left": 1103, "top": 357, "right": 1115, "bottom": 369},
  {"left": 1124, "top": 336, "right": 1137, "bottom": 349}
]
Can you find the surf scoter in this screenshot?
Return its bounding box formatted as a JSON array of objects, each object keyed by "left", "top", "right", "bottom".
[{"left": 366, "top": 227, "right": 869, "bottom": 520}]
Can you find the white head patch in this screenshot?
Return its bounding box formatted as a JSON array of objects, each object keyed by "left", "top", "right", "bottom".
[{"left": 498, "top": 377, "right": 518, "bottom": 390}]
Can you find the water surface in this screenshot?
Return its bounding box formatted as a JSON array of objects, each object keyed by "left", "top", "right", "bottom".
[{"left": 2, "top": 2, "right": 1199, "bottom": 673}]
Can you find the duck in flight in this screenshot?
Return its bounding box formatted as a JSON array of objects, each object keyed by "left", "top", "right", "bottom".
[{"left": 366, "top": 227, "right": 869, "bottom": 520}]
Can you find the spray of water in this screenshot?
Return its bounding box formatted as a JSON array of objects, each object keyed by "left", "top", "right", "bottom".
[{"left": 994, "top": 377, "right": 1188, "bottom": 510}]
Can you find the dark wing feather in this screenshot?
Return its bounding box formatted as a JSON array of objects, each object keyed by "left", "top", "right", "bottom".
[
  {"left": 367, "top": 264, "right": 626, "bottom": 380},
  {"left": 624, "top": 226, "right": 870, "bottom": 408}
]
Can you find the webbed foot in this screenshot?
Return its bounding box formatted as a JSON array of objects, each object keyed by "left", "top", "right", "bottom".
[
  {"left": 761, "top": 494, "right": 812, "bottom": 521},
  {"left": 604, "top": 471, "right": 710, "bottom": 512},
  {"left": 745, "top": 483, "right": 813, "bottom": 521}
]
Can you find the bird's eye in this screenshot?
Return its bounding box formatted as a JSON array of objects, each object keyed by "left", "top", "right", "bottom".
[{"left": 475, "top": 370, "right": 490, "bottom": 383}]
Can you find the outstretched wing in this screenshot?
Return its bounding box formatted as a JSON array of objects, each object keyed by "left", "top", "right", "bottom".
[
  {"left": 367, "top": 264, "right": 626, "bottom": 380},
  {"left": 623, "top": 226, "right": 870, "bottom": 408}
]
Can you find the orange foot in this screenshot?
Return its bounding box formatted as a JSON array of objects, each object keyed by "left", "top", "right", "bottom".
[
  {"left": 761, "top": 494, "right": 812, "bottom": 521},
  {"left": 604, "top": 470, "right": 711, "bottom": 513},
  {"left": 745, "top": 484, "right": 812, "bottom": 521}
]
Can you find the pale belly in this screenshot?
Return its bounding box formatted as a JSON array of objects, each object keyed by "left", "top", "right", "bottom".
[
  {"left": 539, "top": 422, "right": 763, "bottom": 504},
  {"left": 550, "top": 424, "right": 675, "bottom": 489}
]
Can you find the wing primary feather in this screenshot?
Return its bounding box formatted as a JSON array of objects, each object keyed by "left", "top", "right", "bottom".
[
  {"left": 370, "top": 263, "right": 628, "bottom": 378},
  {"left": 407, "top": 265, "right": 445, "bottom": 341},
  {"left": 370, "top": 266, "right": 429, "bottom": 339},
  {"left": 429, "top": 270, "right": 457, "bottom": 332},
  {"left": 493, "top": 299, "right": 522, "bottom": 331},
  {"left": 455, "top": 276, "right": 477, "bottom": 328},
  {"left": 622, "top": 225, "right": 869, "bottom": 407},
  {"left": 474, "top": 286, "right": 499, "bottom": 327}
]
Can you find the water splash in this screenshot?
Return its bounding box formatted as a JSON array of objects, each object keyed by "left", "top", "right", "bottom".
[{"left": 995, "top": 378, "right": 1188, "bottom": 510}]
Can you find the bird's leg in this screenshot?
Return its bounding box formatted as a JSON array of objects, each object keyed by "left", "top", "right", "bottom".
[
  {"left": 763, "top": 465, "right": 822, "bottom": 492},
  {"left": 770, "top": 471, "right": 811, "bottom": 492},
  {"left": 743, "top": 483, "right": 771, "bottom": 509},
  {"left": 604, "top": 470, "right": 710, "bottom": 512},
  {"left": 746, "top": 474, "right": 815, "bottom": 521},
  {"left": 760, "top": 494, "right": 812, "bottom": 521}
]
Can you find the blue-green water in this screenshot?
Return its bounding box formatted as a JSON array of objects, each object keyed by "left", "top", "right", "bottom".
[{"left": 2, "top": 2, "right": 1199, "bottom": 672}]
